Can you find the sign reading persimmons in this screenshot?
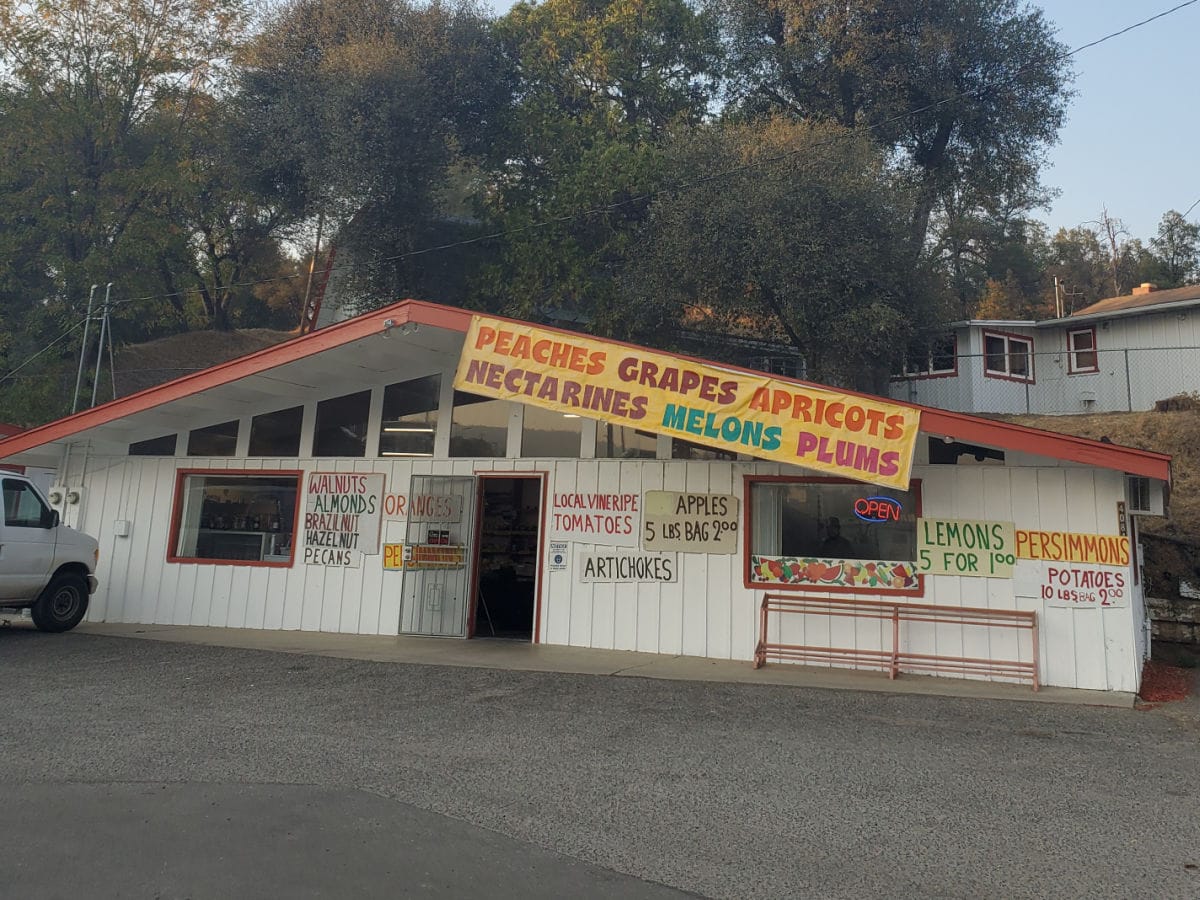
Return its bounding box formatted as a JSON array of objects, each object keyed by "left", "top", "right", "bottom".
[{"left": 453, "top": 316, "right": 922, "bottom": 489}]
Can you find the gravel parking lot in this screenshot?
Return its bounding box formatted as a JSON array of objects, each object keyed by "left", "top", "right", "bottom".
[{"left": 2, "top": 627, "right": 1198, "bottom": 899}]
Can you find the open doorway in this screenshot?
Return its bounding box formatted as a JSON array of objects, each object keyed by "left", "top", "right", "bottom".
[{"left": 473, "top": 475, "right": 543, "bottom": 640}]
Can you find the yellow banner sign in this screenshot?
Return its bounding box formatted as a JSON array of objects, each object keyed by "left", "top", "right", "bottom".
[{"left": 453, "top": 316, "right": 921, "bottom": 488}]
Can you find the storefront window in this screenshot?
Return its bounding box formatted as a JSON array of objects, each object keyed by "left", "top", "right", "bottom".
[
  {"left": 596, "top": 422, "right": 658, "bottom": 459},
  {"left": 249, "top": 406, "right": 303, "bottom": 457},
  {"left": 130, "top": 434, "right": 177, "bottom": 456},
  {"left": 521, "top": 406, "right": 582, "bottom": 457},
  {"left": 187, "top": 421, "right": 238, "bottom": 457},
  {"left": 748, "top": 479, "right": 920, "bottom": 592},
  {"left": 170, "top": 472, "right": 300, "bottom": 565},
  {"left": 313, "top": 390, "right": 371, "bottom": 457},
  {"left": 449, "top": 392, "right": 508, "bottom": 457},
  {"left": 380, "top": 375, "right": 440, "bottom": 457},
  {"left": 672, "top": 438, "right": 736, "bottom": 461}
]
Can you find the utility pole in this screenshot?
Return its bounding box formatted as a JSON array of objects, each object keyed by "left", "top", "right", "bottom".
[
  {"left": 71, "top": 285, "right": 98, "bottom": 414},
  {"left": 90, "top": 283, "right": 113, "bottom": 408}
]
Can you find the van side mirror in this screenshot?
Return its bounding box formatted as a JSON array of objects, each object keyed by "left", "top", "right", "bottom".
[{"left": 41, "top": 508, "right": 60, "bottom": 529}]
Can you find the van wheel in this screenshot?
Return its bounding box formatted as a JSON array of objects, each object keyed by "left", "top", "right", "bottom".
[{"left": 30, "top": 573, "right": 89, "bottom": 633}]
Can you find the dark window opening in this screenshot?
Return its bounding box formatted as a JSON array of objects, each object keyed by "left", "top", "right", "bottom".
[
  {"left": 249, "top": 406, "right": 303, "bottom": 457},
  {"left": 171, "top": 473, "right": 299, "bottom": 564},
  {"left": 187, "top": 420, "right": 239, "bottom": 457},
  {"left": 381, "top": 375, "right": 440, "bottom": 458},
  {"left": 130, "top": 434, "right": 177, "bottom": 456},
  {"left": 313, "top": 390, "right": 371, "bottom": 457},
  {"left": 928, "top": 439, "right": 1005, "bottom": 465}
]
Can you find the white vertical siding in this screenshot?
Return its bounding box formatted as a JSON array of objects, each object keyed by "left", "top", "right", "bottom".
[{"left": 74, "top": 449, "right": 1141, "bottom": 692}]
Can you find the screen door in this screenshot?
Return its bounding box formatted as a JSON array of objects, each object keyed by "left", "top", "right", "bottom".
[{"left": 398, "top": 475, "right": 476, "bottom": 636}]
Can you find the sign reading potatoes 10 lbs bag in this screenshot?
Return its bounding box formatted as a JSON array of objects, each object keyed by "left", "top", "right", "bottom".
[{"left": 643, "top": 491, "right": 739, "bottom": 553}]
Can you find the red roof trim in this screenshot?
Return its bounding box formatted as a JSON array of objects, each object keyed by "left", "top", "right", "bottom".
[
  {"left": 0, "top": 300, "right": 470, "bottom": 459},
  {"left": 0, "top": 300, "right": 1170, "bottom": 483}
]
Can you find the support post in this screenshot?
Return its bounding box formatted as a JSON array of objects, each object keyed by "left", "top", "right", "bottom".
[
  {"left": 90, "top": 283, "right": 113, "bottom": 408},
  {"left": 1124, "top": 348, "right": 1133, "bottom": 411}
]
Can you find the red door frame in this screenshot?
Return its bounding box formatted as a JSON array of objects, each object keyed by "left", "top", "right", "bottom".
[{"left": 467, "top": 471, "right": 549, "bottom": 642}]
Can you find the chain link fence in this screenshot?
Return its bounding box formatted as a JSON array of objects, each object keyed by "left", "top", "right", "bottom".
[{"left": 890, "top": 347, "right": 1200, "bottom": 416}]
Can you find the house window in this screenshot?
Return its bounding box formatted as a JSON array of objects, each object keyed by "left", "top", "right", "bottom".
[
  {"left": 249, "top": 406, "right": 303, "bottom": 457},
  {"left": 1068, "top": 328, "right": 1098, "bottom": 374},
  {"left": 187, "top": 420, "right": 239, "bottom": 457},
  {"left": 898, "top": 333, "right": 957, "bottom": 377},
  {"left": 313, "top": 390, "right": 371, "bottom": 457},
  {"left": 521, "top": 406, "right": 582, "bottom": 457},
  {"left": 169, "top": 471, "right": 301, "bottom": 566},
  {"left": 746, "top": 478, "right": 920, "bottom": 593},
  {"left": 983, "top": 332, "right": 1034, "bottom": 382},
  {"left": 449, "top": 391, "right": 508, "bottom": 457},
  {"left": 380, "top": 375, "right": 440, "bottom": 458},
  {"left": 129, "top": 434, "right": 177, "bottom": 456}
]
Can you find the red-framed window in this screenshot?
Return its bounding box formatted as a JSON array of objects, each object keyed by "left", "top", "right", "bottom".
[
  {"left": 167, "top": 469, "right": 303, "bottom": 567},
  {"left": 982, "top": 331, "right": 1035, "bottom": 383},
  {"left": 743, "top": 475, "right": 923, "bottom": 596},
  {"left": 895, "top": 333, "right": 958, "bottom": 379},
  {"left": 1067, "top": 327, "right": 1099, "bottom": 374}
]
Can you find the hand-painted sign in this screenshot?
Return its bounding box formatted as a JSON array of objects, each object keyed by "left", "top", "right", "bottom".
[
  {"left": 303, "top": 472, "right": 384, "bottom": 566},
  {"left": 382, "top": 492, "right": 463, "bottom": 522},
  {"left": 1017, "top": 562, "right": 1129, "bottom": 608},
  {"left": 643, "top": 491, "right": 739, "bottom": 553},
  {"left": 750, "top": 556, "right": 919, "bottom": 591},
  {"left": 917, "top": 518, "right": 1016, "bottom": 578},
  {"left": 453, "top": 316, "right": 921, "bottom": 489},
  {"left": 550, "top": 491, "right": 640, "bottom": 547},
  {"left": 382, "top": 543, "right": 465, "bottom": 571},
  {"left": 1015, "top": 530, "right": 1130, "bottom": 566},
  {"left": 579, "top": 551, "right": 677, "bottom": 583}
]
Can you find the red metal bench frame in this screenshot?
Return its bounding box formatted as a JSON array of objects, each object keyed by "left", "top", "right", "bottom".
[{"left": 754, "top": 594, "right": 1039, "bottom": 690}]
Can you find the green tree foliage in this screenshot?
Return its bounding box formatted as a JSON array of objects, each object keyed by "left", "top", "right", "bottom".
[
  {"left": 1150, "top": 210, "right": 1200, "bottom": 289},
  {"left": 624, "top": 120, "right": 946, "bottom": 389},
  {"left": 237, "top": 0, "right": 510, "bottom": 309},
  {"left": 472, "top": 0, "right": 722, "bottom": 327},
  {"left": 713, "top": 0, "right": 1072, "bottom": 255}
]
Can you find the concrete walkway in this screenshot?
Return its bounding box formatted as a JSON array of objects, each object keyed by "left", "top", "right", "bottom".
[{"left": 71, "top": 621, "right": 1136, "bottom": 708}]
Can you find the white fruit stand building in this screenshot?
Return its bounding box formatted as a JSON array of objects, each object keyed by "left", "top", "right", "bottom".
[{"left": 0, "top": 300, "right": 1172, "bottom": 694}]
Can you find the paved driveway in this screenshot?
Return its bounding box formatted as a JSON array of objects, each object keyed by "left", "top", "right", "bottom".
[{"left": 2, "top": 627, "right": 1198, "bottom": 899}]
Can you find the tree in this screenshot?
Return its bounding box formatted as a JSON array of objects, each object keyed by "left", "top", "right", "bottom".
[
  {"left": 1150, "top": 210, "right": 1200, "bottom": 289},
  {"left": 1045, "top": 226, "right": 1109, "bottom": 313},
  {"left": 472, "top": 0, "right": 722, "bottom": 325},
  {"left": 0, "top": 0, "right": 249, "bottom": 317},
  {"left": 237, "top": 0, "right": 510, "bottom": 310},
  {"left": 713, "top": 0, "right": 1072, "bottom": 255},
  {"left": 623, "top": 120, "right": 945, "bottom": 390}
]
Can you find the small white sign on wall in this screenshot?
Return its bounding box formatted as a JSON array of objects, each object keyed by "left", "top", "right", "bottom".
[{"left": 547, "top": 541, "right": 569, "bottom": 573}]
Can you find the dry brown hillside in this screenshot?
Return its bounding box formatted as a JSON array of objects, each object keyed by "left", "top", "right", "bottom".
[
  {"left": 1005, "top": 408, "right": 1200, "bottom": 539},
  {"left": 113, "top": 328, "right": 295, "bottom": 398}
]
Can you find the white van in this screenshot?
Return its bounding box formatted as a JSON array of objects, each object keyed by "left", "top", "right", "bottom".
[{"left": 0, "top": 473, "right": 99, "bottom": 632}]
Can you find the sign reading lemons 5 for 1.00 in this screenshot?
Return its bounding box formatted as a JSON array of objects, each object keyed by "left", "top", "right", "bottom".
[{"left": 917, "top": 517, "right": 1017, "bottom": 578}]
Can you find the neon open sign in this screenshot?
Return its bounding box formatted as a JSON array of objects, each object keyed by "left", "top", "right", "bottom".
[{"left": 854, "top": 496, "right": 903, "bottom": 523}]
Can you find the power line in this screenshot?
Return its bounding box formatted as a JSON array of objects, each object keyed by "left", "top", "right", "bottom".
[
  {"left": 0, "top": 318, "right": 88, "bottom": 388},
  {"left": 102, "top": 0, "right": 1199, "bottom": 312},
  {"left": 1182, "top": 196, "right": 1200, "bottom": 219}
]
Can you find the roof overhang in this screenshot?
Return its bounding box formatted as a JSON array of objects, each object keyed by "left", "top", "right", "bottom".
[
  {"left": 0, "top": 299, "right": 1171, "bottom": 484},
  {"left": 1037, "top": 295, "right": 1200, "bottom": 327}
]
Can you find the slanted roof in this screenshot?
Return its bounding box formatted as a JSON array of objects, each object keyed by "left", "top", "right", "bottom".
[
  {"left": 1062, "top": 283, "right": 1200, "bottom": 321},
  {"left": 0, "top": 299, "right": 1171, "bottom": 483}
]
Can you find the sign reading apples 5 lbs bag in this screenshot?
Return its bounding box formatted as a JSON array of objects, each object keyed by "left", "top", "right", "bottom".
[{"left": 643, "top": 491, "right": 739, "bottom": 553}]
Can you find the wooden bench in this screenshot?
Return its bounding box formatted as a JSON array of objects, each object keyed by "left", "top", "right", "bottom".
[{"left": 753, "top": 594, "right": 1039, "bottom": 690}]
